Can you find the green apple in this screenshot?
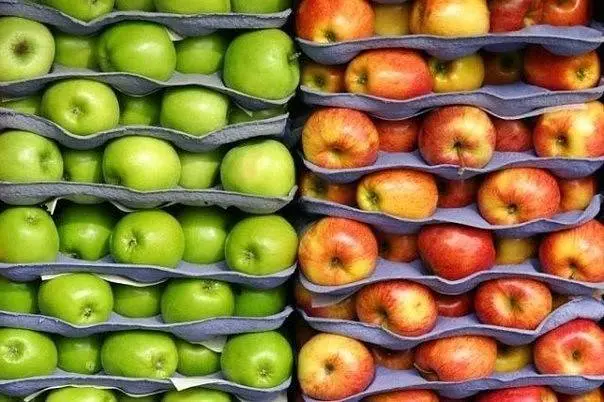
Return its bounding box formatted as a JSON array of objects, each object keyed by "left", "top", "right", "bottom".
[
  {"left": 0, "top": 328, "right": 57, "bottom": 379},
  {"left": 55, "top": 335, "right": 102, "bottom": 374},
  {"left": 0, "top": 395, "right": 19, "bottom": 401},
  {"left": 42, "top": 0, "right": 115, "bottom": 21},
  {"left": 160, "top": 88, "right": 229, "bottom": 136},
  {"left": 161, "top": 389, "right": 231, "bottom": 402},
  {"left": 41, "top": 79, "right": 120, "bottom": 136},
  {"left": 223, "top": 29, "right": 299, "bottom": 99},
  {"left": 178, "top": 148, "right": 222, "bottom": 190},
  {"left": 54, "top": 32, "right": 98, "bottom": 69},
  {"left": 115, "top": 0, "right": 155, "bottom": 11},
  {"left": 221, "top": 331, "right": 292, "bottom": 388},
  {"left": 175, "top": 339, "right": 220, "bottom": 376},
  {"left": 0, "top": 95, "right": 42, "bottom": 115},
  {"left": 101, "top": 331, "right": 178, "bottom": 379},
  {"left": 38, "top": 273, "right": 113, "bottom": 324},
  {"left": 228, "top": 106, "right": 285, "bottom": 125},
  {"left": 111, "top": 210, "right": 185, "bottom": 268},
  {"left": 160, "top": 279, "right": 234, "bottom": 323},
  {"left": 153, "top": 0, "right": 230, "bottom": 13},
  {"left": 102, "top": 137, "right": 181, "bottom": 191},
  {"left": 113, "top": 283, "right": 162, "bottom": 318},
  {"left": 0, "top": 277, "right": 38, "bottom": 313},
  {"left": 175, "top": 33, "right": 229, "bottom": 75},
  {"left": 220, "top": 139, "right": 295, "bottom": 196},
  {"left": 56, "top": 203, "right": 118, "bottom": 261},
  {"left": 46, "top": 387, "right": 116, "bottom": 402},
  {"left": 225, "top": 215, "right": 297, "bottom": 275},
  {"left": 118, "top": 396, "right": 161, "bottom": 402},
  {"left": 176, "top": 207, "right": 230, "bottom": 264},
  {"left": 0, "top": 17, "right": 54, "bottom": 82},
  {"left": 119, "top": 93, "right": 161, "bottom": 126},
  {"left": 231, "top": 0, "right": 291, "bottom": 13},
  {"left": 0, "top": 207, "right": 59, "bottom": 263},
  {"left": 0, "top": 130, "right": 63, "bottom": 182},
  {"left": 234, "top": 285, "right": 286, "bottom": 317},
  {"left": 62, "top": 147, "right": 104, "bottom": 204},
  {"left": 97, "top": 22, "right": 176, "bottom": 81}
]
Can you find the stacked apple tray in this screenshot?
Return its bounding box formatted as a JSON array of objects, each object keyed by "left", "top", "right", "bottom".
[
  {"left": 0, "top": 2, "right": 299, "bottom": 402},
  {"left": 293, "top": 1, "right": 604, "bottom": 401}
]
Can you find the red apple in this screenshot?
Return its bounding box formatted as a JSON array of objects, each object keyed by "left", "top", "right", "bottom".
[
  {"left": 295, "top": 0, "right": 375, "bottom": 42},
  {"left": 558, "top": 389, "right": 604, "bottom": 402},
  {"left": 524, "top": 47, "right": 601, "bottom": 91},
  {"left": 376, "top": 232, "right": 418, "bottom": 263},
  {"left": 437, "top": 177, "right": 480, "bottom": 208},
  {"left": 414, "top": 335, "right": 498, "bottom": 381},
  {"left": 298, "top": 333, "right": 375, "bottom": 400},
  {"left": 301, "top": 62, "right": 346, "bottom": 93},
  {"left": 302, "top": 107, "right": 380, "bottom": 169},
  {"left": 364, "top": 390, "right": 439, "bottom": 402},
  {"left": 294, "top": 278, "right": 357, "bottom": 320},
  {"left": 436, "top": 293, "right": 473, "bottom": 317},
  {"left": 493, "top": 117, "right": 533, "bottom": 152},
  {"left": 484, "top": 51, "right": 525, "bottom": 85},
  {"left": 370, "top": 346, "right": 414, "bottom": 370},
  {"left": 488, "top": 0, "right": 543, "bottom": 32},
  {"left": 542, "top": 0, "right": 592, "bottom": 26},
  {"left": 299, "top": 170, "right": 358, "bottom": 206},
  {"left": 355, "top": 280, "right": 438, "bottom": 337},
  {"left": 539, "top": 220, "right": 604, "bottom": 282},
  {"left": 476, "top": 386, "right": 558, "bottom": 402},
  {"left": 419, "top": 106, "right": 496, "bottom": 168},
  {"left": 298, "top": 217, "right": 379, "bottom": 286},
  {"left": 558, "top": 176, "right": 597, "bottom": 212},
  {"left": 345, "top": 49, "right": 433, "bottom": 100},
  {"left": 418, "top": 224, "right": 496, "bottom": 280},
  {"left": 477, "top": 167, "right": 561, "bottom": 225},
  {"left": 534, "top": 319, "right": 604, "bottom": 375},
  {"left": 374, "top": 117, "right": 420, "bottom": 153}
]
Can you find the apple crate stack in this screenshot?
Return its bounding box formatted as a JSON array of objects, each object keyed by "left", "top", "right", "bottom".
[
  {"left": 291, "top": 0, "right": 604, "bottom": 401},
  {"left": 0, "top": 1, "right": 302, "bottom": 401}
]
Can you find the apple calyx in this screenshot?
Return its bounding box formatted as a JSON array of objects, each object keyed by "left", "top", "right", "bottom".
[
  {"left": 434, "top": 61, "right": 451, "bottom": 77},
  {"left": 12, "top": 40, "right": 31, "bottom": 58},
  {"left": 322, "top": 30, "right": 337, "bottom": 43},
  {"left": 6, "top": 340, "right": 23, "bottom": 360}
]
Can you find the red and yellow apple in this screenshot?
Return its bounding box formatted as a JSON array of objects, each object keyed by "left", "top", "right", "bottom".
[
  {"left": 294, "top": 279, "right": 357, "bottom": 320},
  {"left": 410, "top": 0, "right": 490, "bottom": 36},
  {"left": 542, "top": 0, "right": 592, "bottom": 26},
  {"left": 558, "top": 176, "right": 597, "bottom": 212},
  {"left": 364, "top": 390, "right": 439, "bottom": 402},
  {"left": 295, "top": 0, "right": 375, "bottom": 42},
  {"left": 484, "top": 51, "right": 524, "bottom": 85},
  {"left": 301, "top": 62, "right": 346, "bottom": 93},
  {"left": 495, "top": 343, "right": 533, "bottom": 372},
  {"left": 558, "top": 389, "right": 604, "bottom": 402},
  {"left": 493, "top": 117, "right": 533, "bottom": 152},
  {"left": 488, "top": 0, "right": 543, "bottom": 32},
  {"left": 476, "top": 386, "right": 557, "bottom": 402},
  {"left": 495, "top": 236, "right": 538, "bottom": 265},
  {"left": 437, "top": 177, "right": 480, "bottom": 208},
  {"left": 376, "top": 232, "right": 418, "bottom": 263},
  {"left": 373, "top": 3, "right": 412, "bottom": 36},
  {"left": 299, "top": 170, "right": 358, "bottom": 206},
  {"left": 370, "top": 346, "right": 414, "bottom": 370},
  {"left": 374, "top": 117, "right": 420, "bottom": 153},
  {"left": 428, "top": 53, "right": 485, "bottom": 93},
  {"left": 436, "top": 292, "right": 473, "bottom": 317}
]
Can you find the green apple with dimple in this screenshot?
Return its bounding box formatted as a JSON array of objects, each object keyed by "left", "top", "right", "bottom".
[
  {"left": 176, "top": 339, "right": 221, "bottom": 376},
  {"left": 56, "top": 335, "right": 102, "bottom": 374},
  {"left": 0, "top": 206, "right": 59, "bottom": 263},
  {"left": 116, "top": 0, "right": 155, "bottom": 11},
  {"left": 160, "top": 88, "right": 229, "bottom": 136},
  {"left": 38, "top": 273, "right": 113, "bottom": 324},
  {"left": 97, "top": 21, "right": 176, "bottom": 81},
  {"left": 42, "top": 0, "right": 115, "bottom": 21},
  {"left": 46, "top": 387, "right": 117, "bottom": 402},
  {"left": 153, "top": 0, "right": 230, "bottom": 13},
  {"left": 0, "top": 95, "right": 42, "bottom": 115},
  {"left": 113, "top": 283, "right": 162, "bottom": 318},
  {"left": 231, "top": 0, "right": 292, "bottom": 13},
  {"left": 54, "top": 32, "right": 98, "bottom": 69},
  {"left": 176, "top": 207, "right": 230, "bottom": 264},
  {"left": 0, "top": 130, "right": 63, "bottom": 183},
  {"left": 234, "top": 285, "right": 287, "bottom": 317},
  {"left": 178, "top": 148, "right": 223, "bottom": 190},
  {"left": 119, "top": 93, "right": 161, "bottom": 126},
  {"left": 228, "top": 105, "right": 285, "bottom": 125},
  {"left": 0, "top": 328, "right": 57, "bottom": 379},
  {"left": 160, "top": 279, "right": 234, "bottom": 323},
  {"left": 0, "top": 17, "right": 54, "bottom": 82},
  {"left": 62, "top": 147, "right": 104, "bottom": 204},
  {"left": 0, "top": 277, "right": 38, "bottom": 313},
  {"left": 175, "top": 33, "right": 229, "bottom": 75},
  {"left": 161, "top": 389, "right": 231, "bottom": 402},
  {"left": 41, "top": 79, "right": 120, "bottom": 136},
  {"left": 101, "top": 331, "right": 178, "bottom": 379}
]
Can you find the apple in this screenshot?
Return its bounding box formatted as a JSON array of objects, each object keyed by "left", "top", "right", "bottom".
[
  {"left": 115, "top": 0, "right": 155, "bottom": 11},
  {"left": 488, "top": 0, "right": 543, "bottom": 32},
  {"left": 54, "top": 32, "right": 98, "bottom": 69},
  {"left": 436, "top": 293, "right": 473, "bottom": 317},
  {"left": 533, "top": 101, "right": 604, "bottom": 158},
  {"left": 437, "top": 178, "right": 480, "bottom": 208},
  {"left": 160, "top": 88, "right": 229, "bottom": 136},
  {"left": 61, "top": 147, "right": 104, "bottom": 204},
  {"left": 103, "top": 136, "right": 181, "bottom": 191},
  {"left": 558, "top": 176, "right": 597, "bottom": 212},
  {"left": 97, "top": 21, "right": 176, "bottom": 80},
  {"left": 42, "top": 0, "right": 114, "bottom": 21},
  {"left": 0, "top": 130, "right": 63, "bottom": 182},
  {"left": 161, "top": 389, "right": 231, "bottom": 402},
  {"left": 0, "top": 206, "right": 59, "bottom": 263},
  {"left": 299, "top": 170, "right": 357, "bottom": 206},
  {"left": 175, "top": 33, "right": 229, "bottom": 75},
  {"left": 118, "top": 93, "right": 161, "bottom": 126},
  {"left": 220, "top": 139, "right": 295, "bottom": 196},
  {"left": 0, "top": 328, "right": 57, "bottom": 379},
  {"left": 175, "top": 338, "right": 220, "bottom": 376},
  {"left": 410, "top": 0, "right": 490, "bottom": 36},
  {"left": 228, "top": 105, "right": 285, "bottom": 124},
  {"left": 524, "top": 47, "right": 600, "bottom": 91},
  {"left": 365, "top": 390, "right": 439, "bottom": 402},
  {"left": 231, "top": 0, "right": 292, "bottom": 13},
  {"left": 110, "top": 210, "right": 185, "bottom": 268},
  {"left": 493, "top": 117, "right": 533, "bottom": 152},
  {"left": 46, "top": 388, "right": 117, "bottom": 402},
  {"left": 0, "top": 17, "right": 54, "bottom": 82},
  {"left": 0, "top": 94, "right": 42, "bottom": 115},
  {"left": 370, "top": 346, "right": 414, "bottom": 370},
  {"left": 294, "top": 279, "right": 357, "bottom": 320},
  {"left": 298, "top": 217, "right": 378, "bottom": 286},
  {"left": 56, "top": 203, "right": 118, "bottom": 261},
  {"left": 223, "top": 29, "right": 299, "bottom": 99},
  {"left": 374, "top": 3, "right": 412, "bottom": 36},
  {"left": 295, "top": 0, "right": 375, "bottom": 42},
  {"left": 558, "top": 389, "right": 604, "bottom": 402},
  {"left": 153, "top": 0, "right": 230, "bottom": 13},
  {"left": 225, "top": 214, "right": 298, "bottom": 275},
  {"left": 346, "top": 49, "right": 433, "bottom": 100},
  {"left": 112, "top": 283, "right": 162, "bottom": 318},
  {"left": 484, "top": 51, "right": 524, "bottom": 85},
  {"left": 415, "top": 335, "right": 497, "bottom": 381},
  {"left": 374, "top": 117, "right": 420, "bottom": 153},
  {"left": 118, "top": 395, "right": 160, "bottom": 402},
  {"left": 0, "top": 396, "right": 19, "bottom": 402},
  {"left": 495, "top": 236, "right": 538, "bottom": 265},
  {"left": 56, "top": 335, "right": 102, "bottom": 374},
  {"left": 356, "top": 280, "right": 438, "bottom": 336},
  {"left": 234, "top": 285, "right": 287, "bottom": 317},
  {"left": 495, "top": 343, "right": 532, "bottom": 373},
  {"left": 176, "top": 206, "right": 230, "bottom": 264},
  {"left": 298, "top": 333, "right": 374, "bottom": 400},
  {"left": 539, "top": 220, "right": 604, "bottom": 282},
  {"left": 419, "top": 106, "right": 496, "bottom": 168},
  {"left": 301, "top": 62, "right": 346, "bottom": 93},
  {"left": 418, "top": 224, "right": 496, "bottom": 280},
  {"left": 221, "top": 331, "right": 293, "bottom": 388},
  {"left": 41, "top": 79, "right": 120, "bottom": 136},
  {"left": 161, "top": 279, "right": 234, "bottom": 323},
  {"left": 178, "top": 148, "right": 223, "bottom": 190},
  {"left": 477, "top": 386, "right": 557, "bottom": 402},
  {"left": 302, "top": 107, "right": 379, "bottom": 169},
  {"left": 428, "top": 53, "right": 485, "bottom": 93},
  {"left": 0, "top": 277, "right": 37, "bottom": 313},
  {"left": 101, "top": 330, "right": 178, "bottom": 378},
  {"left": 543, "top": 0, "right": 592, "bottom": 26},
  {"left": 376, "top": 232, "right": 418, "bottom": 263},
  {"left": 478, "top": 167, "right": 561, "bottom": 224}
]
